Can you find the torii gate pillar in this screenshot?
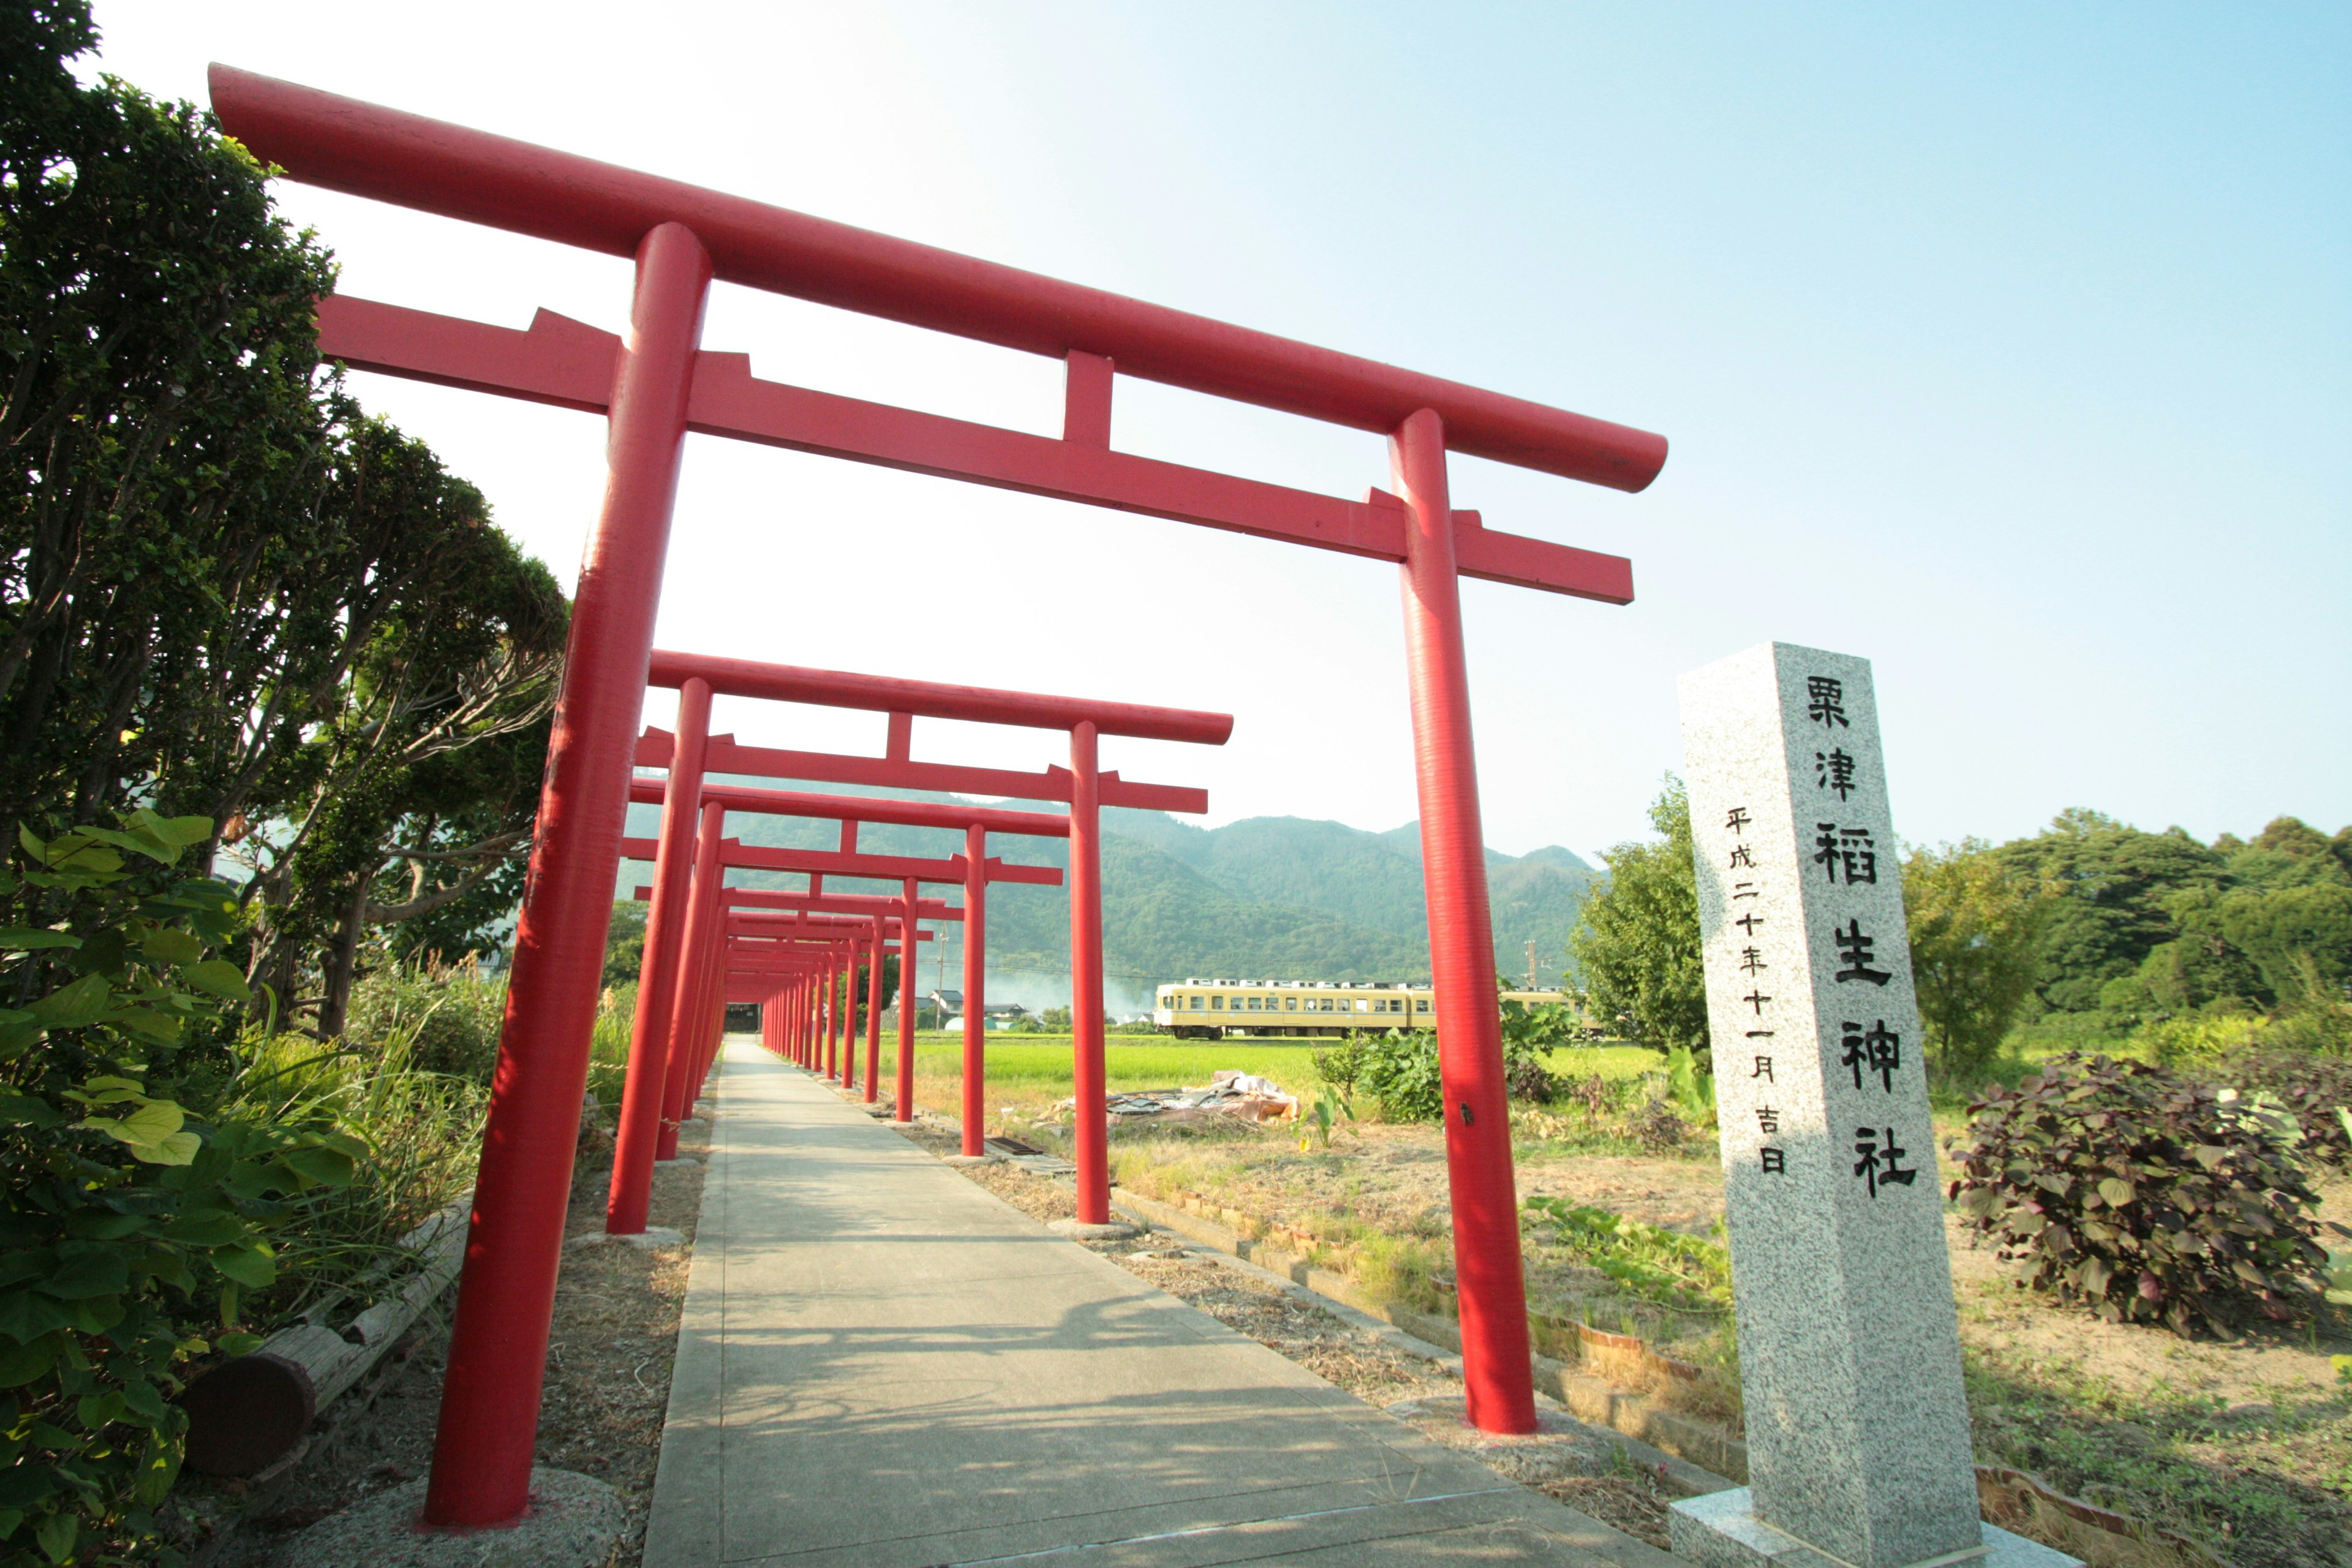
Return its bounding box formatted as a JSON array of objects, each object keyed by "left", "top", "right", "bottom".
[
  {"left": 1392, "top": 409, "right": 1536, "bottom": 1432},
  {"left": 424, "top": 224, "right": 711, "bottom": 1527}
]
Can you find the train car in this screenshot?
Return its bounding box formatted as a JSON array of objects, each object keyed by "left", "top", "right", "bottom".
[{"left": 1151, "top": 978, "right": 1572, "bottom": 1039}]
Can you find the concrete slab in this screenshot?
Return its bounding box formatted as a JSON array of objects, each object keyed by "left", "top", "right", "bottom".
[{"left": 645, "top": 1039, "right": 1688, "bottom": 1568}]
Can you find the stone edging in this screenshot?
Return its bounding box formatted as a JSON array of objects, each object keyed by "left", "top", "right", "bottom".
[{"left": 1107, "top": 1186, "right": 1752, "bottom": 1485}]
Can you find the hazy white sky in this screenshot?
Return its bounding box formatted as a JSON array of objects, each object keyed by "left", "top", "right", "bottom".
[{"left": 89, "top": 2, "right": 2350, "bottom": 859}]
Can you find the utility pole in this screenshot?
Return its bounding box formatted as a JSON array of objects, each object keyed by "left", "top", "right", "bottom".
[{"left": 1526, "top": 940, "right": 1538, "bottom": 990}]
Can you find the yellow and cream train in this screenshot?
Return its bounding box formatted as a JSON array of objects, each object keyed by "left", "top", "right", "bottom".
[{"left": 1152, "top": 978, "right": 1570, "bottom": 1039}]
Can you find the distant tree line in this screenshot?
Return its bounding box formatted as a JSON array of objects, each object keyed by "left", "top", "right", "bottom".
[
  {"left": 2, "top": 2, "right": 565, "bottom": 1034},
  {"left": 1570, "top": 778, "right": 2352, "bottom": 1077}
]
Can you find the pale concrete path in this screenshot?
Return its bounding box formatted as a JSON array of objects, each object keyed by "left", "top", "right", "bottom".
[{"left": 644, "top": 1038, "right": 1687, "bottom": 1568}]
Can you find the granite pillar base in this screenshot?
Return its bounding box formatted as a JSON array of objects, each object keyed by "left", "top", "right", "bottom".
[{"left": 1670, "top": 1490, "right": 2081, "bottom": 1568}]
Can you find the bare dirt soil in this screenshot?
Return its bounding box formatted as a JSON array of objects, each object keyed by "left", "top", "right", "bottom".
[{"left": 199, "top": 1118, "right": 709, "bottom": 1568}]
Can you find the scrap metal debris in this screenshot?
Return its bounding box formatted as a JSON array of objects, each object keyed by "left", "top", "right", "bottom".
[
  {"left": 981, "top": 1135, "right": 1077, "bottom": 1175},
  {"left": 1077, "top": 1071, "right": 1297, "bottom": 1125}
]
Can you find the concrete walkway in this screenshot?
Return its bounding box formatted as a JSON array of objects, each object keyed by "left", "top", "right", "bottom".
[{"left": 644, "top": 1038, "right": 1687, "bottom": 1568}]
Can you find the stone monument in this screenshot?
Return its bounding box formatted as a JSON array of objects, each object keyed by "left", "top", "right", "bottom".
[{"left": 1670, "top": 643, "right": 2076, "bottom": 1568}]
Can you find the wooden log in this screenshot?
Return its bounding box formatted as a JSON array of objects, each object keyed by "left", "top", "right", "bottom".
[{"left": 181, "top": 1199, "right": 468, "bottom": 1478}]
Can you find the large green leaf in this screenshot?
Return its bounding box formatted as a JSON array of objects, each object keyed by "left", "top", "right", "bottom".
[
  {"left": 135, "top": 925, "right": 203, "bottom": 965},
  {"left": 0, "top": 927, "right": 79, "bottom": 950},
  {"left": 0, "top": 1332, "right": 61, "bottom": 1389},
  {"left": 105, "top": 1007, "right": 183, "bottom": 1044},
  {"left": 0, "top": 1093, "right": 64, "bottom": 1129},
  {"left": 132, "top": 1427, "right": 181, "bottom": 1507},
  {"left": 0, "top": 1012, "right": 44, "bottom": 1059},
  {"left": 75, "top": 1392, "right": 124, "bottom": 1431},
  {"left": 160, "top": 1212, "right": 250, "bottom": 1248},
  {"left": 36, "top": 1510, "right": 78, "bottom": 1564},
  {"left": 76, "top": 823, "right": 180, "bottom": 865},
  {"left": 85, "top": 1099, "right": 182, "bottom": 1148},
  {"left": 179, "top": 959, "right": 251, "bottom": 1002},
  {"left": 31, "top": 973, "right": 110, "bottom": 1029},
  {"left": 36, "top": 1248, "right": 127, "bottom": 1301},
  {"left": 0, "top": 1289, "right": 78, "bottom": 1344},
  {"left": 136, "top": 812, "right": 215, "bottom": 848},
  {"left": 280, "top": 1144, "right": 356, "bottom": 1187},
  {"left": 209, "top": 1244, "right": 275, "bottom": 1289},
  {"left": 141, "top": 1129, "right": 202, "bottom": 1166}
]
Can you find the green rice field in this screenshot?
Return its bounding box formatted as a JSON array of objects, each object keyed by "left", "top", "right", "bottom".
[{"left": 881, "top": 1032, "right": 1665, "bottom": 1125}]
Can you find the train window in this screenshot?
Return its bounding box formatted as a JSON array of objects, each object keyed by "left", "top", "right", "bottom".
[
  {"left": 1284, "top": 997, "right": 1297, "bottom": 1011},
  {"left": 1415, "top": 998, "right": 1430, "bottom": 1012},
  {"left": 1210, "top": 995, "right": 1223, "bottom": 1010},
  {"left": 1354, "top": 998, "right": 1368, "bottom": 1011},
  {"left": 1245, "top": 995, "right": 1260, "bottom": 1011}
]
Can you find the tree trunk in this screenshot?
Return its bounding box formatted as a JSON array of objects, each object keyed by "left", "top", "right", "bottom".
[{"left": 315, "top": 875, "right": 371, "bottom": 1039}]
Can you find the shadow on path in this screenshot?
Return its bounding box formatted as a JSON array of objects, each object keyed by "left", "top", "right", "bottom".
[{"left": 644, "top": 1039, "right": 1686, "bottom": 1568}]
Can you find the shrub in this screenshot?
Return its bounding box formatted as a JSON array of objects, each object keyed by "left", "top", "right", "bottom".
[
  {"left": 1309, "top": 1034, "right": 1366, "bottom": 1097},
  {"left": 1322, "top": 1022, "right": 1564, "bottom": 1114},
  {"left": 0, "top": 814, "right": 359, "bottom": 1565},
  {"left": 343, "top": 958, "right": 507, "bottom": 1083},
  {"left": 2128, "top": 1009, "right": 2267, "bottom": 1068},
  {"left": 1947, "top": 1052, "right": 2330, "bottom": 1336},
  {"left": 2268, "top": 952, "right": 2352, "bottom": 1054},
  {"left": 1504, "top": 1054, "right": 1561, "bottom": 1105},
  {"left": 1629, "top": 1098, "right": 1687, "bottom": 1153},
  {"left": 587, "top": 982, "right": 637, "bottom": 1107},
  {"left": 1357, "top": 1029, "right": 1443, "bottom": 1121},
  {"left": 2213, "top": 1049, "right": 2352, "bottom": 1166},
  {"left": 1569, "top": 1072, "right": 1632, "bottom": 1119}
]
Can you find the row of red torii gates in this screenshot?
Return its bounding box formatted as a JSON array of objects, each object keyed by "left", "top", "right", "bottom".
[
  {"left": 203, "top": 63, "right": 1671, "bottom": 1531},
  {"left": 602, "top": 650, "right": 1230, "bottom": 1242}
]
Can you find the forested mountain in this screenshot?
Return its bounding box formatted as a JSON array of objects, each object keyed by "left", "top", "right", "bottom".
[{"left": 619, "top": 784, "right": 1597, "bottom": 1006}]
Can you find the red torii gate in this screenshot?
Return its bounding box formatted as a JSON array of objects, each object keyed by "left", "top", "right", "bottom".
[
  {"left": 625, "top": 832, "right": 1049, "bottom": 1081},
  {"left": 622, "top": 652, "right": 1224, "bottom": 1183},
  {"left": 725, "top": 910, "right": 922, "bottom": 1088},
  {"left": 205, "top": 64, "right": 1668, "bottom": 1525},
  {"left": 724, "top": 912, "right": 926, "bottom": 1100},
  {"left": 704, "top": 886, "right": 960, "bottom": 1095},
  {"left": 611, "top": 729, "right": 1100, "bottom": 1233},
  {"left": 625, "top": 828, "right": 1048, "bottom": 1091},
  {"left": 725, "top": 910, "right": 932, "bottom": 1085}
]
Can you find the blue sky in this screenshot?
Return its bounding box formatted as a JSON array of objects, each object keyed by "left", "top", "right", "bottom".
[{"left": 91, "top": 2, "right": 2350, "bottom": 859}]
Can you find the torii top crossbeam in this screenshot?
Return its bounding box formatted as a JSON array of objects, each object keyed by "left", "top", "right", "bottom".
[
  {"left": 647, "top": 650, "right": 1231, "bottom": 745},
  {"left": 624, "top": 777, "right": 1075, "bottom": 839},
  {"left": 209, "top": 67, "right": 1665, "bottom": 493}
]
